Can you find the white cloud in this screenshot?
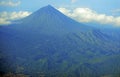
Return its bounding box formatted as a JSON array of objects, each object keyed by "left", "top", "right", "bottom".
[
  {"left": 0, "top": 0, "right": 21, "bottom": 7},
  {"left": 111, "top": 9, "right": 120, "bottom": 16},
  {"left": 0, "top": 18, "right": 11, "bottom": 25},
  {"left": 58, "top": 7, "right": 120, "bottom": 26},
  {"left": 0, "top": 11, "right": 31, "bottom": 25},
  {"left": 112, "top": 9, "right": 120, "bottom": 13},
  {"left": 71, "top": 0, "right": 77, "bottom": 3}
]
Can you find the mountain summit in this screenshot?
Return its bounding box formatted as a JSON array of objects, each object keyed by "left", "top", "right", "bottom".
[
  {"left": 21, "top": 5, "right": 70, "bottom": 23},
  {"left": 0, "top": 5, "right": 120, "bottom": 77},
  {"left": 21, "top": 5, "right": 82, "bottom": 27},
  {"left": 36, "top": 5, "right": 58, "bottom": 13},
  {"left": 12, "top": 5, "right": 90, "bottom": 34}
]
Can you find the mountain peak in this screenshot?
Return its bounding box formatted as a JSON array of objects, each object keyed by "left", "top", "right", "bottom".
[
  {"left": 43, "top": 5, "right": 54, "bottom": 9},
  {"left": 19, "top": 5, "right": 84, "bottom": 30},
  {"left": 37, "top": 5, "right": 56, "bottom": 12},
  {"left": 46, "top": 5, "right": 53, "bottom": 8},
  {"left": 21, "top": 5, "right": 59, "bottom": 23}
]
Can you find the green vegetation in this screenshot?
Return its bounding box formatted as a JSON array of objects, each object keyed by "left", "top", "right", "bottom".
[{"left": 0, "top": 5, "right": 120, "bottom": 77}]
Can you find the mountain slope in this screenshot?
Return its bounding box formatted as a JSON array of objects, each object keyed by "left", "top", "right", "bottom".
[
  {"left": 0, "top": 5, "right": 120, "bottom": 77},
  {"left": 10, "top": 5, "right": 90, "bottom": 34}
]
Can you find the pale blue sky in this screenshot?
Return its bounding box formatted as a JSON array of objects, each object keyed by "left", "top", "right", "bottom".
[{"left": 1, "top": 0, "right": 120, "bottom": 15}]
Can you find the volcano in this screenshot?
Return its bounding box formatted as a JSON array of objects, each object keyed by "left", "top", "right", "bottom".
[{"left": 0, "top": 5, "right": 120, "bottom": 77}]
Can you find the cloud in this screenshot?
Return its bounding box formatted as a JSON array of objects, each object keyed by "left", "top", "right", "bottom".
[
  {"left": 0, "top": 18, "right": 11, "bottom": 25},
  {"left": 58, "top": 7, "right": 120, "bottom": 26},
  {"left": 71, "top": 0, "right": 77, "bottom": 3},
  {"left": 112, "top": 9, "right": 120, "bottom": 13},
  {"left": 0, "top": 0, "right": 21, "bottom": 7},
  {"left": 0, "top": 11, "right": 31, "bottom": 25},
  {"left": 111, "top": 9, "right": 120, "bottom": 16}
]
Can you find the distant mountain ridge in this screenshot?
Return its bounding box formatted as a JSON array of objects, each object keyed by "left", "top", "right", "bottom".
[{"left": 0, "top": 5, "right": 120, "bottom": 77}]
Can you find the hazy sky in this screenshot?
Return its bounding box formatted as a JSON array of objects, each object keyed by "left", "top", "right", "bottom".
[
  {"left": 1, "top": 0, "right": 120, "bottom": 14},
  {"left": 0, "top": 0, "right": 120, "bottom": 26}
]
